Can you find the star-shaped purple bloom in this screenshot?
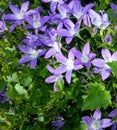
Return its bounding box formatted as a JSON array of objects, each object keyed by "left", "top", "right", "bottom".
[
  {"left": 18, "top": 44, "right": 46, "bottom": 69},
  {"left": 25, "top": 10, "right": 49, "bottom": 33},
  {"left": 3, "top": 1, "right": 30, "bottom": 25},
  {"left": 57, "top": 19, "right": 81, "bottom": 44},
  {"left": 92, "top": 49, "right": 117, "bottom": 80},
  {"left": 82, "top": 109, "right": 113, "bottom": 130},
  {"left": 54, "top": 48, "right": 83, "bottom": 84},
  {"left": 73, "top": 43, "right": 96, "bottom": 68}
]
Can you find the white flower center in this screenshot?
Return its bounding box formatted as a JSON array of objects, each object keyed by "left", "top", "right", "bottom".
[
  {"left": 15, "top": 12, "right": 24, "bottom": 19},
  {"left": 52, "top": 0, "right": 58, "bottom": 2},
  {"left": 70, "top": 29, "right": 76, "bottom": 35},
  {"left": 81, "top": 54, "right": 89, "bottom": 63},
  {"left": 29, "top": 49, "right": 38, "bottom": 59},
  {"left": 53, "top": 42, "right": 60, "bottom": 52},
  {"left": 33, "top": 20, "right": 41, "bottom": 29},
  {"left": 91, "top": 120, "right": 100, "bottom": 130},
  {"left": 74, "top": 12, "right": 83, "bottom": 19},
  {"left": 66, "top": 59, "right": 74, "bottom": 70}
]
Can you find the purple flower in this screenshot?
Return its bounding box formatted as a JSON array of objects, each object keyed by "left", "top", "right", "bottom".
[
  {"left": 23, "top": 32, "right": 43, "bottom": 47},
  {"left": 92, "top": 49, "right": 117, "bottom": 80},
  {"left": 108, "top": 109, "right": 117, "bottom": 130},
  {"left": 3, "top": 1, "right": 30, "bottom": 25},
  {"left": 54, "top": 48, "right": 83, "bottom": 84},
  {"left": 50, "top": 3, "right": 72, "bottom": 23},
  {"left": 18, "top": 44, "right": 46, "bottom": 69},
  {"left": 0, "top": 20, "right": 7, "bottom": 34},
  {"left": 42, "top": 29, "right": 62, "bottom": 58},
  {"left": 57, "top": 19, "right": 81, "bottom": 44},
  {"left": 110, "top": 2, "right": 117, "bottom": 17},
  {"left": 41, "top": 0, "right": 64, "bottom": 13},
  {"left": 0, "top": 91, "right": 8, "bottom": 103},
  {"left": 25, "top": 10, "right": 50, "bottom": 34},
  {"left": 45, "top": 65, "right": 63, "bottom": 92},
  {"left": 71, "top": 0, "right": 94, "bottom": 20},
  {"left": 52, "top": 115, "right": 64, "bottom": 130},
  {"left": 88, "top": 9, "right": 110, "bottom": 29},
  {"left": 82, "top": 109, "right": 113, "bottom": 130},
  {"left": 73, "top": 43, "right": 96, "bottom": 68}
]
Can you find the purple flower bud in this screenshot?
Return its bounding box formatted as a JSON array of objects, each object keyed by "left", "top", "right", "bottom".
[
  {"left": 104, "top": 34, "right": 112, "bottom": 44},
  {"left": 0, "top": 91, "right": 8, "bottom": 103}
]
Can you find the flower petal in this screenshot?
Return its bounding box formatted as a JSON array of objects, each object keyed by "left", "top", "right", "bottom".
[
  {"left": 92, "top": 59, "right": 105, "bottom": 67},
  {"left": 108, "top": 109, "right": 117, "bottom": 118},
  {"left": 82, "top": 116, "right": 92, "bottom": 126},
  {"left": 45, "top": 48, "right": 56, "bottom": 58},
  {"left": 101, "top": 118, "right": 113, "bottom": 128},
  {"left": 21, "top": 1, "right": 29, "bottom": 12},
  {"left": 65, "top": 70, "right": 72, "bottom": 84},
  {"left": 93, "top": 109, "right": 101, "bottom": 120},
  {"left": 57, "top": 29, "right": 72, "bottom": 37},
  {"left": 55, "top": 53, "right": 67, "bottom": 64},
  {"left": 112, "top": 51, "right": 117, "bottom": 61},
  {"left": 30, "top": 58, "right": 37, "bottom": 69},
  {"left": 82, "top": 43, "right": 90, "bottom": 55},
  {"left": 54, "top": 65, "right": 67, "bottom": 74},
  {"left": 19, "top": 55, "right": 32, "bottom": 64},
  {"left": 100, "top": 69, "right": 111, "bottom": 81},
  {"left": 101, "top": 49, "right": 112, "bottom": 62},
  {"left": 9, "top": 4, "right": 20, "bottom": 14},
  {"left": 45, "top": 75, "right": 57, "bottom": 83}
]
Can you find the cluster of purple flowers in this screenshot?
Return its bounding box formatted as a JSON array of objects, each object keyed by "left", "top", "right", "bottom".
[
  {"left": 1, "top": 0, "right": 116, "bottom": 87},
  {"left": 1, "top": 1, "right": 117, "bottom": 129}
]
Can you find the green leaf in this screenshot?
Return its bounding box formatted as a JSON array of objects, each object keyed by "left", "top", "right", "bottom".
[
  {"left": 0, "top": 80, "right": 7, "bottom": 90},
  {"left": 7, "top": 72, "right": 19, "bottom": 83},
  {"left": 107, "top": 61, "right": 117, "bottom": 74},
  {"left": 56, "top": 79, "right": 64, "bottom": 91},
  {"left": 14, "top": 84, "right": 28, "bottom": 98},
  {"left": 82, "top": 82, "right": 111, "bottom": 111}
]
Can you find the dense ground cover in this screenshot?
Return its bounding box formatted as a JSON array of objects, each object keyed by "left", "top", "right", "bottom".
[{"left": 0, "top": 0, "right": 117, "bottom": 129}]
